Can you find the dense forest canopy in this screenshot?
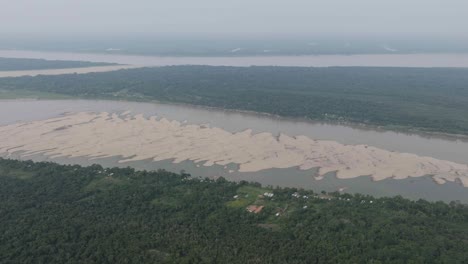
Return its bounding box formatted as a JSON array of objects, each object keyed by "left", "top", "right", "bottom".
[
  {"left": 1, "top": 66, "right": 468, "bottom": 135},
  {"left": 0, "top": 57, "right": 115, "bottom": 71},
  {"left": 1, "top": 158, "right": 467, "bottom": 263}
]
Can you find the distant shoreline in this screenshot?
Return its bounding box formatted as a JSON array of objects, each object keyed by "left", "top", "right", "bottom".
[
  {"left": 0, "top": 65, "right": 141, "bottom": 78},
  {"left": 2, "top": 49, "right": 468, "bottom": 68}
]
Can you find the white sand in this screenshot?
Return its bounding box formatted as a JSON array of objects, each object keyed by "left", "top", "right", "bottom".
[{"left": 1, "top": 112, "right": 468, "bottom": 187}]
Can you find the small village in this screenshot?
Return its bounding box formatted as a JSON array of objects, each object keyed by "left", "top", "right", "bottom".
[{"left": 227, "top": 185, "right": 378, "bottom": 219}]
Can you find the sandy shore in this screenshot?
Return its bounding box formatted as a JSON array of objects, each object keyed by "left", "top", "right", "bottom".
[
  {"left": 0, "top": 65, "right": 142, "bottom": 78},
  {"left": 1, "top": 111, "right": 468, "bottom": 187}
]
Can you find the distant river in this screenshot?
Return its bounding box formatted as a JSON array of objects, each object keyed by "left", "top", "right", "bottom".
[{"left": 1, "top": 49, "right": 468, "bottom": 68}]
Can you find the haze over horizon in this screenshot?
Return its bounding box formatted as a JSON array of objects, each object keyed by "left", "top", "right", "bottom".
[{"left": 0, "top": 0, "right": 467, "bottom": 38}]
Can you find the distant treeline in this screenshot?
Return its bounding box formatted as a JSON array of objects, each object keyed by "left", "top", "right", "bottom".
[
  {"left": 0, "top": 57, "right": 115, "bottom": 71},
  {"left": 2, "top": 66, "right": 468, "bottom": 135},
  {"left": 0, "top": 158, "right": 467, "bottom": 263}
]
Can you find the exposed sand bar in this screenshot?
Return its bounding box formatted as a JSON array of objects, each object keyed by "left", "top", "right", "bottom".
[
  {"left": 0, "top": 65, "right": 142, "bottom": 78},
  {"left": 1, "top": 112, "right": 468, "bottom": 187}
]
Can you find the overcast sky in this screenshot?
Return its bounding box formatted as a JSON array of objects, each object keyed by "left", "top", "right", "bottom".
[{"left": 0, "top": 0, "right": 466, "bottom": 37}]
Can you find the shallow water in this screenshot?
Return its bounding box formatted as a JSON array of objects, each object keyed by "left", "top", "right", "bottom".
[{"left": 1, "top": 99, "right": 468, "bottom": 202}]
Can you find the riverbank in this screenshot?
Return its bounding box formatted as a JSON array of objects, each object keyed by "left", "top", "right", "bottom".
[{"left": 2, "top": 66, "right": 467, "bottom": 137}]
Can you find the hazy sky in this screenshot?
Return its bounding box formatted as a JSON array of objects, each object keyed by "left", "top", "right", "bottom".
[{"left": 0, "top": 0, "right": 467, "bottom": 37}]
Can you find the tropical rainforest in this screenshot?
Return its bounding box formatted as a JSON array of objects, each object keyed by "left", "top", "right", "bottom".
[
  {"left": 0, "top": 158, "right": 467, "bottom": 263},
  {"left": 1, "top": 66, "right": 468, "bottom": 135}
]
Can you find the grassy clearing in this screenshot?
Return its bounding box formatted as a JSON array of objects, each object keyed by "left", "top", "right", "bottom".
[
  {"left": 226, "top": 185, "right": 269, "bottom": 208},
  {"left": 226, "top": 184, "right": 323, "bottom": 226},
  {"left": 84, "top": 176, "right": 125, "bottom": 192}
]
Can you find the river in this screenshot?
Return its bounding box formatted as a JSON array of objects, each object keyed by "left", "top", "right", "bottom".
[{"left": 1, "top": 99, "right": 467, "bottom": 202}]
